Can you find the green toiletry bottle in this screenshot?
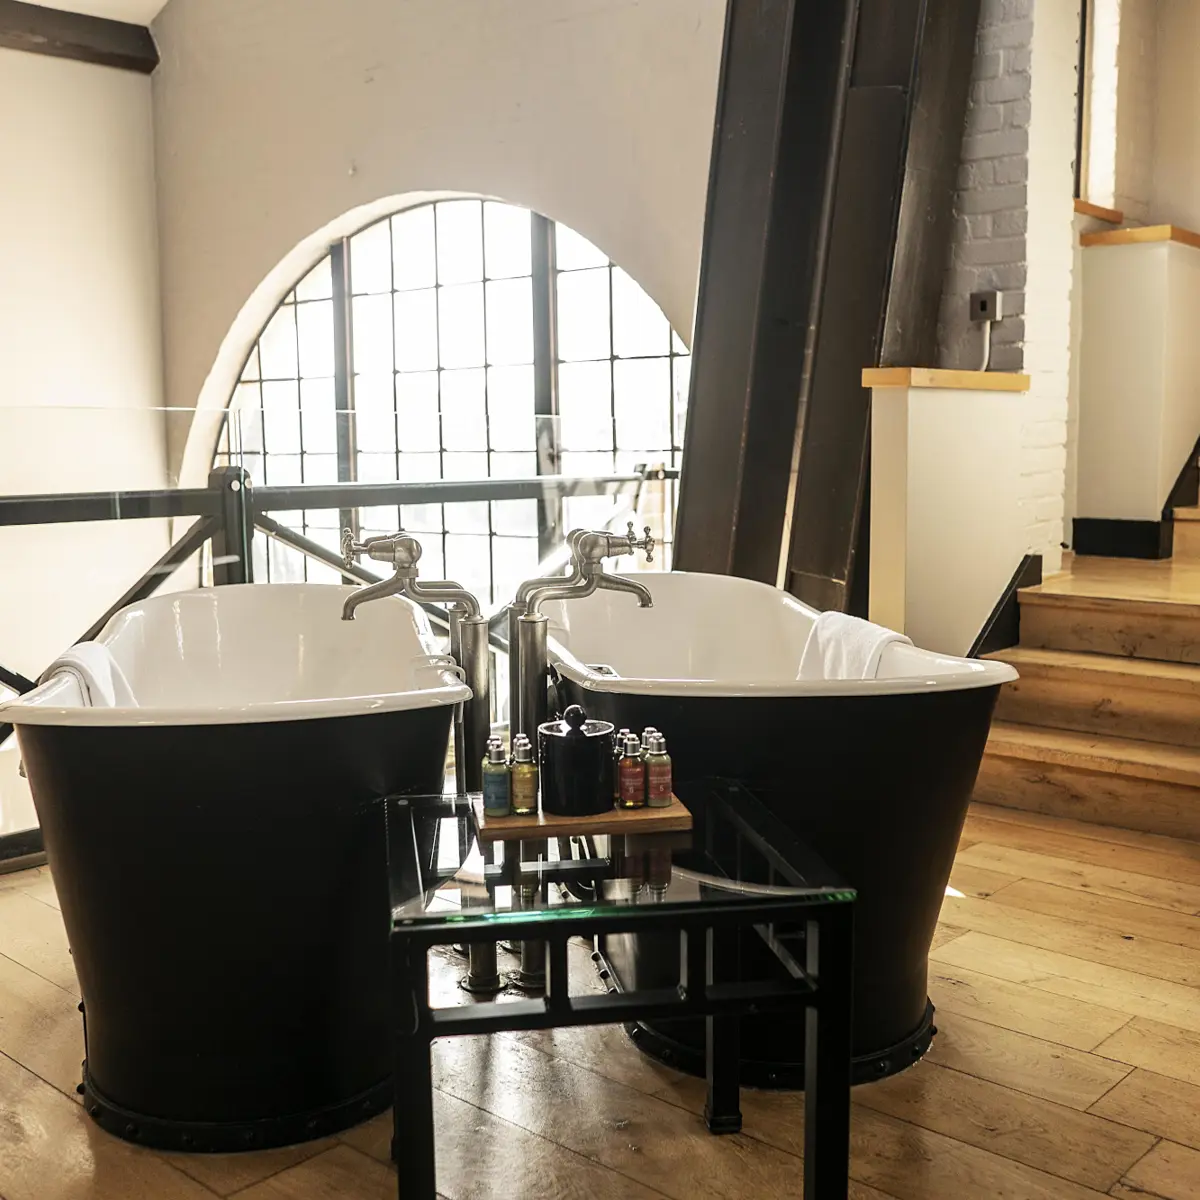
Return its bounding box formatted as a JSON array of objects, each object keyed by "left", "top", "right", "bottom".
[{"left": 482, "top": 738, "right": 511, "bottom": 817}]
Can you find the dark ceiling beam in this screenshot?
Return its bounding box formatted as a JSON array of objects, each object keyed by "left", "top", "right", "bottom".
[
  {"left": 783, "top": 0, "right": 983, "bottom": 615},
  {"left": 0, "top": 0, "right": 158, "bottom": 74},
  {"left": 673, "top": 0, "right": 860, "bottom": 581}
]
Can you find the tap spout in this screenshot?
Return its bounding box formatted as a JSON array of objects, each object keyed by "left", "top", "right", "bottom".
[
  {"left": 595, "top": 571, "right": 653, "bottom": 608},
  {"left": 512, "top": 529, "right": 588, "bottom": 613},
  {"left": 402, "top": 578, "right": 482, "bottom": 619},
  {"left": 341, "top": 574, "right": 407, "bottom": 621},
  {"left": 524, "top": 574, "right": 598, "bottom": 617}
]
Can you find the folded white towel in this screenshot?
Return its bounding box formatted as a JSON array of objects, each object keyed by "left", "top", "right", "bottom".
[
  {"left": 40, "top": 643, "right": 138, "bottom": 708},
  {"left": 798, "top": 611, "right": 912, "bottom": 681}
]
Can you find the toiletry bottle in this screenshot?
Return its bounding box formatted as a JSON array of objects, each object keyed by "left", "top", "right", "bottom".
[
  {"left": 510, "top": 734, "right": 539, "bottom": 816},
  {"left": 482, "top": 739, "right": 511, "bottom": 817},
  {"left": 617, "top": 733, "right": 647, "bottom": 809},
  {"left": 640, "top": 726, "right": 659, "bottom": 752},
  {"left": 645, "top": 733, "right": 673, "bottom": 808},
  {"left": 613, "top": 728, "right": 630, "bottom": 802}
]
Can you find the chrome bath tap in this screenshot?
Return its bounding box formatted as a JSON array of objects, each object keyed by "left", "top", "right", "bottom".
[
  {"left": 511, "top": 522, "right": 656, "bottom": 744},
  {"left": 340, "top": 527, "right": 488, "bottom": 794},
  {"left": 522, "top": 522, "right": 656, "bottom": 615},
  {"left": 339, "top": 530, "right": 481, "bottom": 621}
]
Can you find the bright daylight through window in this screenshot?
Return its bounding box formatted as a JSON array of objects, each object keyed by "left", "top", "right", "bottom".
[{"left": 214, "top": 199, "right": 690, "bottom": 606}]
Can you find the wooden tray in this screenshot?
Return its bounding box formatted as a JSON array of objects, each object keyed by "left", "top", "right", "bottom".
[{"left": 472, "top": 793, "right": 692, "bottom": 843}]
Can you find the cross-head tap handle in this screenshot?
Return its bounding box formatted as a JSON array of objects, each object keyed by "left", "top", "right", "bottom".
[
  {"left": 626, "top": 521, "right": 655, "bottom": 564},
  {"left": 341, "top": 528, "right": 422, "bottom": 571}
]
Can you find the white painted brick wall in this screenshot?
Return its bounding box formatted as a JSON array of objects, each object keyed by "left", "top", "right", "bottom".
[
  {"left": 1022, "top": 0, "right": 1080, "bottom": 575},
  {"left": 939, "top": 0, "right": 1079, "bottom": 575}
]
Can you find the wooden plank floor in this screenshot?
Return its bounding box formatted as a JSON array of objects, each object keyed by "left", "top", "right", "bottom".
[{"left": 1, "top": 803, "right": 1199, "bottom": 1198}]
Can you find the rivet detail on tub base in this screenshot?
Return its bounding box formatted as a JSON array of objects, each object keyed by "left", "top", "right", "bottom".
[
  {"left": 616, "top": 1002, "right": 938, "bottom": 1090},
  {"left": 80, "top": 1063, "right": 392, "bottom": 1153}
]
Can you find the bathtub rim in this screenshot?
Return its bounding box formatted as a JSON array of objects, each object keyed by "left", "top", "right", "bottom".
[
  {"left": 0, "top": 670, "right": 471, "bottom": 727},
  {"left": 0, "top": 581, "right": 474, "bottom": 728},
  {"left": 549, "top": 641, "right": 1018, "bottom": 698}
]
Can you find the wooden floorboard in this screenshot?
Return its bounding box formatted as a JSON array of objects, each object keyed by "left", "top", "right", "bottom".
[{"left": 1, "top": 810, "right": 1199, "bottom": 1199}]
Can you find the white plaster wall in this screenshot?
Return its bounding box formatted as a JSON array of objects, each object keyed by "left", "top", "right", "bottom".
[
  {"left": 869, "top": 385, "right": 1025, "bottom": 657},
  {"left": 1065, "top": 209, "right": 1122, "bottom": 542},
  {"left": 151, "top": 0, "right": 726, "bottom": 484},
  {"left": 0, "top": 48, "right": 166, "bottom": 834},
  {"left": 1020, "top": 0, "right": 1080, "bottom": 576},
  {"left": 1077, "top": 242, "right": 1168, "bottom": 520},
  {"left": 1153, "top": 0, "right": 1200, "bottom": 229},
  {"left": 1113, "top": 0, "right": 1158, "bottom": 222}
]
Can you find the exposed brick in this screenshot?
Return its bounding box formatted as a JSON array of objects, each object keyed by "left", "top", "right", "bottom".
[
  {"left": 982, "top": 72, "right": 1031, "bottom": 104},
  {"left": 979, "top": 19, "right": 1035, "bottom": 53},
  {"left": 990, "top": 208, "right": 1028, "bottom": 237},
  {"left": 988, "top": 344, "right": 1024, "bottom": 372},
  {"left": 959, "top": 236, "right": 1025, "bottom": 267},
  {"left": 962, "top": 128, "right": 1030, "bottom": 161},
  {"left": 972, "top": 51, "right": 1003, "bottom": 80},
  {"left": 1023, "top": 420, "right": 1068, "bottom": 448},
  {"left": 1004, "top": 98, "right": 1032, "bottom": 128},
  {"left": 1003, "top": 45, "right": 1032, "bottom": 73},
  {"left": 956, "top": 183, "right": 1027, "bottom": 214},
  {"left": 993, "top": 154, "right": 1029, "bottom": 184}
]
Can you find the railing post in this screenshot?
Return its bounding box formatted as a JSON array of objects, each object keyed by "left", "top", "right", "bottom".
[{"left": 208, "top": 466, "right": 254, "bottom": 586}]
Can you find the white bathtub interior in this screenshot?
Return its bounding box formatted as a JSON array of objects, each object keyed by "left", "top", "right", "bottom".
[
  {"left": 546, "top": 571, "right": 1017, "bottom": 694},
  {"left": 0, "top": 584, "right": 470, "bottom": 724}
]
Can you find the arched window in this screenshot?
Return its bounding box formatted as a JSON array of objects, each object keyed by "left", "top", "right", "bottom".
[{"left": 214, "top": 199, "right": 690, "bottom": 604}]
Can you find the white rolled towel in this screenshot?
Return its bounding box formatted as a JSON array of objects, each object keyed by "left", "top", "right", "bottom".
[
  {"left": 798, "top": 611, "right": 912, "bottom": 681},
  {"left": 39, "top": 643, "right": 138, "bottom": 708}
]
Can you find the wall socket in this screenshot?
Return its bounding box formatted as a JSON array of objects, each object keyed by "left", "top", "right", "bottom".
[{"left": 969, "top": 290, "right": 1004, "bottom": 323}]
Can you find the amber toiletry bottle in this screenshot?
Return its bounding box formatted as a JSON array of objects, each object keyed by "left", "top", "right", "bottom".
[
  {"left": 510, "top": 734, "right": 539, "bottom": 816},
  {"left": 613, "top": 728, "right": 630, "bottom": 802},
  {"left": 617, "top": 732, "right": 647, "bottom": 809},
  {"left": 644, "top": 733, "right": 673, "bottom": 808}
]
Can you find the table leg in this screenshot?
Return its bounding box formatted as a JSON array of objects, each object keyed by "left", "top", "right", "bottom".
[
  {"left": 705, "top": 925, "right": 742, "bottom": 1134},
  {"left": 392, "top": 940, "right": 437, "bottom": 1200},
  {"left": 804, "top": 906, "right": 853, "bottom": 1200}
]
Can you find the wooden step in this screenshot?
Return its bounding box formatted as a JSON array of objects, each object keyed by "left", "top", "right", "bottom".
[
  {"left": 988, "top": 646, "right": 1200, "bottom": 747},
  {"left": 974, "top": 722, "right": 1200, "bottom": 840},
  {"left": 1174, "top": 505, "right": 1200, "bottom": 563},
  {"left": 1019, "top": 586, "right": 1200, "bottom": 663}
]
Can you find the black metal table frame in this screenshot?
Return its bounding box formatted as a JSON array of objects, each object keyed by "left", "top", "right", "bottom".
[{"left": 386, "top": 790, "right": 855, "bottom": 1200}]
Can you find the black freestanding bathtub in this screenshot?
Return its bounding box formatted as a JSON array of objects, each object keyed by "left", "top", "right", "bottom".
[
  {"left": 545, "top": 571, "right": 1015, "bottom": 1085},
  {"left": 0, "top": 584, "right": 469, "bottom": 1150}
]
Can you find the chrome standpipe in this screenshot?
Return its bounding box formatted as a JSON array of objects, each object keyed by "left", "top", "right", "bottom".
[
  {"left": 510, "top": 522, "right": 655, "bottom": 742},
  {"left": 342, "top": 528, "right": 501, "bottom": 995},
  {"left": 506, "top": 523, "right": 655, "bottom": 993},
  {"left": 340, "top": 529, "right": 489, "bottom": 794}
]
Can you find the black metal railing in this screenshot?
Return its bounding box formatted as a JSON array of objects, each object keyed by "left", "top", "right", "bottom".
[{"left": 0, "top": 465, "right": 677, "bottom": 749}]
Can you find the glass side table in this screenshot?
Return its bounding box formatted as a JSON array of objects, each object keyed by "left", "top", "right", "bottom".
[{"left": 385, "top": 779, "right": 857, "bottom": 1200}]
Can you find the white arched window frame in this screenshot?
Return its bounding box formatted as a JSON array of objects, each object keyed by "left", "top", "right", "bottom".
[{"left": 214, "top": 199, "right": 690, "bottom": 605}]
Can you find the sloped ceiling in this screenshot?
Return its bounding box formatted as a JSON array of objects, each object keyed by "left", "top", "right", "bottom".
[{"left": 30, "top": 1, "right": 167, "bottom": 24}]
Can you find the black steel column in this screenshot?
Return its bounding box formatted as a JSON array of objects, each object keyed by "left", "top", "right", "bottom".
[
  {"left": 331, "top": 238, "right": 358, "bottom": 547},
  {"left": 209, "top": 466, "right": 254, "bottom": 586},
  {"left": 676, "top": 0, "right": 982, "bottom": 609},
  {"left": 784, "top": 0, "right": 983, "bottom": 614},
  {"left": 674, "top": 0, "right": 860, "bottom": 581},
  {"left": 531, "top": 213, "right": 563, "bottom": 561}
]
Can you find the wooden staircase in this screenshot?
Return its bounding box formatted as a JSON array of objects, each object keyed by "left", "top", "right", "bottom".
[{"left": 977, "top": 545, "right": 1200, "bottom": 841}]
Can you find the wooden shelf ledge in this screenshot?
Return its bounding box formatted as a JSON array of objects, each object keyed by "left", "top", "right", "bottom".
[
  {"left": 862, "top": 367, "right": 1030, "bottom": 393},
  {"left": 1081, "top": 224, "right": 1200, "bottom": 251},
  {"left": 1074, "top": 198, "right": 1124, "bottom": 224}
]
